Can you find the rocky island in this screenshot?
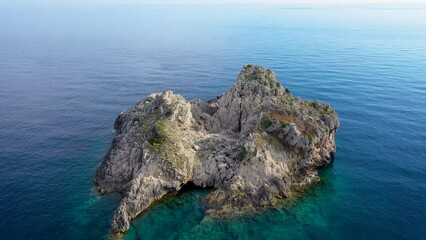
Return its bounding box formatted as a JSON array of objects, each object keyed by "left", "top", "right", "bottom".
[{"left": 95, "top": 65, "right": 339, "bottom": 235}]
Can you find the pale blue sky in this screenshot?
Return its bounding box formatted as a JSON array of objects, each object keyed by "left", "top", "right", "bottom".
[{"left": 2, "top": 0, "right": 426, "bottom": 5}]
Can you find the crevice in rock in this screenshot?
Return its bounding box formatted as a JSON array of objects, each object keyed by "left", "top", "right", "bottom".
[
  {"left": 178, "top": 181, "right": 213, "bottom": 195},
  {"left": 238, "top": 102, "right": 243, "bottom": 133},
  {"left": 330, "top": 152, "right": 335, "bottom": 164}
]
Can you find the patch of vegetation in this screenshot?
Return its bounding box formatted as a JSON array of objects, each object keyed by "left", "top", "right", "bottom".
[
  {"left": 269, "top": 111, "right": 296, "bottom": 124},
  {"left": 275, "top": 95, "right": 291, "bottom": 108},
  {"left": 165, "top": 109, "right": 173, "bottom": 117},
  {"left": 255, "top": 132, "right": 267, "bottom": 147},
  {"left": 132, "top": 116, "right": 139, "bottom": 124},
  {"left": 242, "top": 67, "right": 276, "bottom": 87},
  {"left": 265, "top": 134, "right": 286, "bottom": 151},
  {"left": 280, "top": 120, "right": 289, "bottom": 128},
  {"left": 148, "top": 120, "right": 168, "bottom": 146},
  {"left": 305, "top": 101, "right": 335, "bottom": 117},
  {"left": 320, "top": 108, "right": 334, "bottom": 115},
  {"left": 236, "top": 148, "right": 248, "bottom": 162},
  {"left": 261, "top": 117, "right": 275, "bottom": 129},
  {"left": 274, "top": 88, "right": 279, "bottom": 95},
  {"left": 308, "top": 100, "right": 316, "bottom": 108},
  {"left": 304, "top": 131, "right": 314, "bottom": 144},
  {"left": 285, "top": 95, "right": 293, "bottom": 102}
]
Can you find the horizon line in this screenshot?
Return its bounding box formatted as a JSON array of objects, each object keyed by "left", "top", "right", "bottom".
[{"left": 1, "top": 0, "right": 426, "bottom": 6}]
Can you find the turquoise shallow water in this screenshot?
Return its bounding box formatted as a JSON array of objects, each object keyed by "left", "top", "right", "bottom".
[{"left": 0, "top": 4, "right": 425, "bottom": 240}]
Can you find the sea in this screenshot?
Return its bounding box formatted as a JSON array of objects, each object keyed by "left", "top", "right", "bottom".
[{"left": 0, "top": 4, "right": 425, "bottom": 240}]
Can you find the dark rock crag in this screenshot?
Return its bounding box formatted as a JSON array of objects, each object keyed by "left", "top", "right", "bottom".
[{"left": 95, "top": 65, "right": 339, "bottom": 235}]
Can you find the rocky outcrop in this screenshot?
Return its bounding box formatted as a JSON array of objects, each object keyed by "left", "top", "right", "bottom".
[{"left": 95, "top": 65, "right": 339, "bottom": 234}]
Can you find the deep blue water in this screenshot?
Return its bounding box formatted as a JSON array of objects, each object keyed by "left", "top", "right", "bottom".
[{"left": 0, "top": 4, "right": 425, "bottom": 240}]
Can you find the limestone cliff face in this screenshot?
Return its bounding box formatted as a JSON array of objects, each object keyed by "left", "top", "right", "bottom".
[{"left": 95, "top": 65, "right": 339, "bottom": 234}]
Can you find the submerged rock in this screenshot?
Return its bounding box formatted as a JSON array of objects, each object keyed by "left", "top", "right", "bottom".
[{"left": 95, "top": 65, "right": 339, "bottom": 234}]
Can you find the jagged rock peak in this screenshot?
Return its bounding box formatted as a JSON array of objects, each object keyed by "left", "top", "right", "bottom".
[
  {"left": 228, "top": 64, "right": 285, "bottom": 97},
  {"left": 94, "top": 65, "right": 339, "bottom": 236}
]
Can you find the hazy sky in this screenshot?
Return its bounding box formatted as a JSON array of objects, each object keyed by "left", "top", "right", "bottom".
[{"left": 2, "top": 0, "right": 426, "bottom": 5}]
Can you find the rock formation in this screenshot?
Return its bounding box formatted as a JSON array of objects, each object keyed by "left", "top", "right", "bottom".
[{"left": 95, "top": 65, "right": 339, "bottom": 234}]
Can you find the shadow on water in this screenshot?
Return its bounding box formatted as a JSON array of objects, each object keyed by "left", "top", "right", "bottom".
[
  {"left": 130, "top": 223, "right": 142, "bottom": 240},
  {"left": 177, "top": 181, "right": 214, "bottom": 195}
]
